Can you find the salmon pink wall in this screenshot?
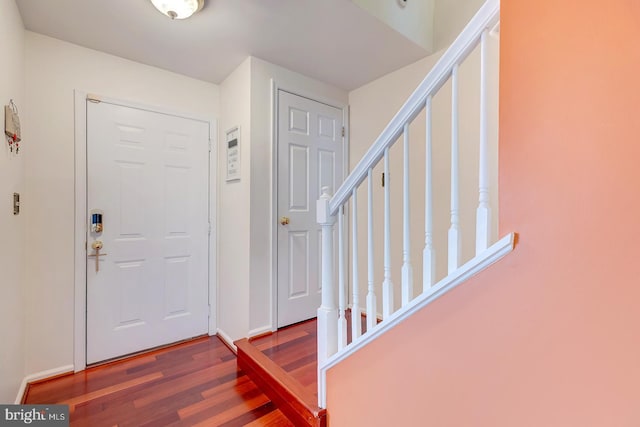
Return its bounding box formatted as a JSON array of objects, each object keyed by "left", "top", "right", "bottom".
[{"left": 326, "top": 1, "right": 640, "bottom": 425}]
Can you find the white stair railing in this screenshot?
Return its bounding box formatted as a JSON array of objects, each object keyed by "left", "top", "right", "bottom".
[
  {"left": 351, "top": 188, "right": 362, "bottom": 341},
  {"left": 316, "top": 0, "right": 514, "bottom": 409},
  {"left": 401, "top": 123, "right": 413, "bottom": 306},
  {"left": 448, "top": 64, "right": 462, "bottom": 274},
  {"left": 365, "top": 171, "right": 376, "bottom": 332},
  {"left": 423, "top": 95, "right": 435, "bottom": 291},
  {"left": 476, "top": 30, "right": 492, "bottom": 255}
]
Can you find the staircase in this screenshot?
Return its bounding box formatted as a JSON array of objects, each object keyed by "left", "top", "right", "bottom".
[
  {"left": 235, "top": 321, "right": 325, "bottom": 427},
  {"left": 235, "top": 311, "right": 371, "bottom": 426},
  {"left": 317, "top": 0, "right": 514, "bottom": 411},
  {"left": 239, "top": 0, "right": 515, "bottom": 423}
]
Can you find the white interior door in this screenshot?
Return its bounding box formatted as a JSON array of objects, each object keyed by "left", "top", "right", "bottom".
[
  {"left": 86, "top": 100, "right": 210, "bottom": 364},
  {"left": 277, "top": 91, "right": 344, "bottom": 328}
]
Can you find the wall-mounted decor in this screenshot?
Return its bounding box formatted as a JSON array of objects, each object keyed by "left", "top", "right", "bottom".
[
  {"left": 4, "top": 99, "right": 21, "bottom": 153},
  {"left": 226, "top": 126, "right": 240, "bottom": 182}
]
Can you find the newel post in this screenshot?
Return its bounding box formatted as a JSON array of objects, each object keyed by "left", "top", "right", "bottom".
[{"left": 317, "top": 186, "right": 338, "bottom": 366}]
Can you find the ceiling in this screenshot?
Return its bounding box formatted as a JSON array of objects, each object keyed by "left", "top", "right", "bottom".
[{"left": 16, "top": 0, "right": 430, "bottom": 91}]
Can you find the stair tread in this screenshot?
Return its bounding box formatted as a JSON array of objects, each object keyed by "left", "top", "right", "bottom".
[{"left": 235, "top": 337, "right": 325, "bottom": 427}]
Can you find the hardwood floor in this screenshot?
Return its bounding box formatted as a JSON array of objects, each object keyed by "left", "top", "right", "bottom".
[
  {"left": 24, "top": 337, "right": 294, "bottom": 426},
  {"left": 235, "top": 314, "right": 369, "bottom": 426},
  {"left": 250, "top": 319, "right": 317, "bottom": 397},
  {"left": 23, "top": 316, "right": 367, "bottom": 426},
  {"left": 250, "top": 311, "right": 368, "bottom": 393},
  {"left": 236, "top": 320, "right": 323, "bottom": 427}
]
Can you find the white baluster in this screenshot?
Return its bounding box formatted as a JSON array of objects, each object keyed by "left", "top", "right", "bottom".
[
  {"left": 448, "top": 65, "right": 462, "bottom": 274},
  {"left": 401, "top": 123, "right": 413, "bottom": 306},
  {"left": 337, "top": 205, "right": 347, "bottom": 350},
  {"left": 366, "top": 169, "right": 377, "bottom": 331},
  {"left": 317, "top": 187, "right": 337, "bottom": 365},
  {"left": 382, "top": 148, "right": 394, "bottom": 319},
  {"left": 423, "top": 96, "right": 436, "bottom": 291},
  {"left": 351, "top": 188, "right": 362, "bottom": 340},
  {"left": 476, "top": 29, "right": 491, "bottom": 255}
]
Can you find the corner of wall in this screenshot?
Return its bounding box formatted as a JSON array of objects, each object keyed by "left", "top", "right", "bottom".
[
  {"left": 247, "top": 57, "right": 349, "bottom": 334},
  {"left": 351, "top": 0, "right": 436, "bottom": 52},
  {"left": 0, "top": 0, "right": 26, "bottom": 404},
  {"left": 433, "top": 0, "right": 485, "bottom": 51},
  {"left": 217, "top": 57, "right": 252, "bottom": 342}
]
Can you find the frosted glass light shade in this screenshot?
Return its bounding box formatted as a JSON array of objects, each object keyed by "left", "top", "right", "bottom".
[{"left": 150, "top": 0, "right": 204, "bottom": 19}]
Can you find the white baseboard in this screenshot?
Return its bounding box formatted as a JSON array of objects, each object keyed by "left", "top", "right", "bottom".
[
  {"left": 361, "top": 307, "right": 383, "bottom": 322},
  {"left": 15, "top": 365, "right": 75, "bottom": 404},
  {"left": 216, "top": 329, "right": 237, "bottom": 353},
  {"left": 347, "top": 305, "right": 382, "bottom": 322},
  {"left": 248, "top": 325, "right": 274, "bottom": 338}
]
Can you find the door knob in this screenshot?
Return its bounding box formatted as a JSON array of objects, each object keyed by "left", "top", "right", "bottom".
[
  {"left": 280, "top": 216, "right": 290, "bottom": 225},
  {"left": 88, "top": 240, "right": 107, "bottom": 273}
]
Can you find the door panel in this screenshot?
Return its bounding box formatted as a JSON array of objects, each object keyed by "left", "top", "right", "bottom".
[
  {"left": 318, "top": 149, "right": 336, "bottom": 196},
  {"left": 86, "top": 101, "right": 209, "bottom": 364},
  {"left": 289, "top": 231, "right": 310, "bottom": 299},
  {"left": 289, "top": 144, "right": 309, "bottom": 211},
  {"left": 277, "top": 91, "right": 344, "bottom": 328}
]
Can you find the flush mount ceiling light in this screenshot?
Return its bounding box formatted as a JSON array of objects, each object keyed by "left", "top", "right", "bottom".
[{"left": 150, "top": 0, "right": 204, "bottom": 20}]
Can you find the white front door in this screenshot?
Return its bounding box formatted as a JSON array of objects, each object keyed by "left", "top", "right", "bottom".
[
  {"left": 277, "top": 91, "right": 344, "bottom": 328},
  {"left": 86, "top": 100, "right": 210, "bottom": 364}
]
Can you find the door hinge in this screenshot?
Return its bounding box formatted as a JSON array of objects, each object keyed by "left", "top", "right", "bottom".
[
  {"left": 208, "top": 139, "right": 213, "bottom": 152},
  {"left": 341, "top": 127, "right": 345, "bottom": 138},
  {"left": 87, "top": 95, "right": 101, "bottom": 104},
  {"left": 208, "top": 222, "right": 212, "bottom": 235}
]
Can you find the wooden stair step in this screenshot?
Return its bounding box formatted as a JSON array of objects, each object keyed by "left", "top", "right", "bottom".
[{"left": 235, "top": 338, "right": 326, "bottom": 427}]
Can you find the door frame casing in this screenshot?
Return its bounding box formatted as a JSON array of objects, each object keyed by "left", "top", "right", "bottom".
[
  {"left": 270, "top": 82, "right": 350, "bottom": 332},
  {"left": 73, "top": 91, "right": 218, "bottom": 371}
]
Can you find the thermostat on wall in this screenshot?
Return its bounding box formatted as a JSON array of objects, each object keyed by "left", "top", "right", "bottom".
[{"left": 226, "top": 127, "right": 240, "bottom": 182}]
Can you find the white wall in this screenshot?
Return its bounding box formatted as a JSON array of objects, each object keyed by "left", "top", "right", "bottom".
[
  {"left": 351, "top": 0, "right": 434, "bottom": 51},
  {"left": 434, "top": 0, "right": 486, "bottom": 51},
  {"left": 23, "top": 32, "right": 219, "bottom": 375},
  {"left": 347, "top": 36, "right": 499, "bottom": 314},
  {"left": 248, "top": 57, "right": 348, "bottom": 335},
  {"left": 217, "top": 56, "right": 348, "bottom": 341},
  {"left": 217, "top": 57, "right": 252, "bottom": 345},
  {"left": 10, "top": 0, "right": 489, "bottom": 386},
  {"left": 0, "top": 0, "right": 25, "bottom": 404},
  {"left": 349, "top": 0, "right": 484, "bottom": 56}
]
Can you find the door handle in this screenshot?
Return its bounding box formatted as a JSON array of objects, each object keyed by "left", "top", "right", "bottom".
[
  {"left": 280, "top": 216, "right": 290, "bottom": 226},
  {"left": 88, "top": 240, "right": 108, "bottom": 273}
]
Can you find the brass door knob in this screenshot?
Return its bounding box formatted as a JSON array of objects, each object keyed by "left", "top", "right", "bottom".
[{"left": 280, "top": 216, "right": 290, "bottom": 225}]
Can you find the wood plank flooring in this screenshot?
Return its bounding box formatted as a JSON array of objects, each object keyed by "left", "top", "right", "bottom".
[
  {"left": 235, "top": 314, "right": 369, "bottom": 426},
  {"left": 248, "top": 312, "right": 368, "bottom": 396},
  {"left": 24, "top": 336, "right": 294, "bottom": 426},
  {"left": 23, "top": 316, "right": 368, "bottom": 426},
  {"left": 249, "top": 319, "right": 318, "bottom": 398}
]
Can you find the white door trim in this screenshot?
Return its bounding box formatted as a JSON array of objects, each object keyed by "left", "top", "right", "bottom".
[
  {"left": 270, "top": 81, "right": 350, "bottom": 333},
  {"left": 73, "top": 91, "right": 218, "bottom": 371}
]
